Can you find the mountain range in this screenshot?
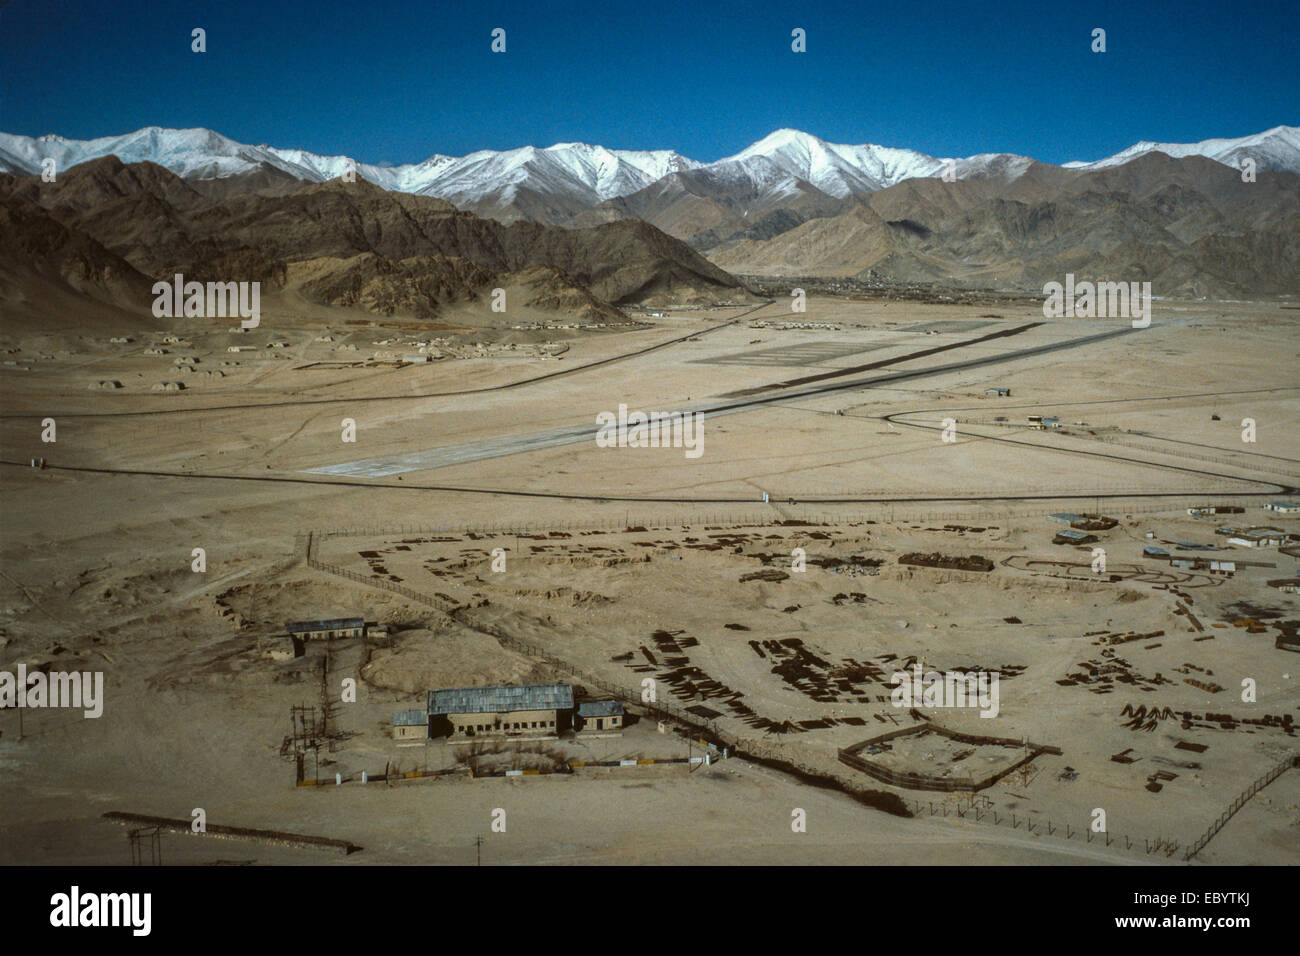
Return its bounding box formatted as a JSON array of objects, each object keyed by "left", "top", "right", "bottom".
[
  {"left": 3, "top": 125, "right": 1297, "bottom": 228},
  {"left": 0, "top": 155, "right": 750, "bottom": 330},
  {"left": 2, "top": 124, "right": 1297, "bottom": 321},
  {"left": 709, "top": 151, "right": 1300, "bottom": 295}
]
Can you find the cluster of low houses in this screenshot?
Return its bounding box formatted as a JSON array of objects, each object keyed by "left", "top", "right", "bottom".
[
  {"left": 1218, "top": 527, "right": 1288, "bottom": 549},
  {"left": 392, "top": 683, "right": 624, "bottom": 741},
  {"left": 1142, "top": 547, "right": 1240, "bottom": 575},
  {"left": 1188, "top": 501, "right": 1299, "bottom": 518},
  {"left": 1133, "top": 502, "right": 1300, "bottom": 570}
]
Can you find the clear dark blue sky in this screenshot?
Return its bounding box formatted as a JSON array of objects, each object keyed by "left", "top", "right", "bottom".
[{"left": 2, "top": 0, "right": 1296, "bottom": 163}]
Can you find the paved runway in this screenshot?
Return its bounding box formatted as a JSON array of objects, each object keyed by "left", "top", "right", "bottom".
[
  {"left": 304, "top": 321, "right": 1149, "bottom": 479},
  {"left": 304, "top": 424, "right": 599, "bottom": 477},
  {"left": 692, "top": 341, "right": 887, "bottom": 368}
]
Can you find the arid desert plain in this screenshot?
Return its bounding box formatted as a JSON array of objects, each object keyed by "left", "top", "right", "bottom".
[{"left": 1, "top": 292, "right": 1297, "bottom": 865}]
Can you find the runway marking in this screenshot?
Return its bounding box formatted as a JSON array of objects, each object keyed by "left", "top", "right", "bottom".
[
  {"left": 898, "top": 320, "right": 997, "bottom": 334},
  {"left": 692, "top": 341, "right": 887, "bottom": 368},
  {"left": 304, "top": 425, "right": 596, "bottom": 477},
  {"left": 301, "top": 319, "right": 1243, "bottom": 483}
]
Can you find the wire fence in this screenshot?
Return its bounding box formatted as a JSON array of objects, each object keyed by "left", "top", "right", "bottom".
[
  {"left": 303, "top": 524, "right": 1296, "bottom": 859},
  {"left": 306, "top": 529, "right": 910, "bottom": 815},
  {"left": 1184, "top": 752, "right": 1299, "bottom": 860},
  {"left": 903, "top": 795, "right": 1183, "bottom": 858},
  {"left": 306, "top": 494, "right": 1278, "bottom": 543}
]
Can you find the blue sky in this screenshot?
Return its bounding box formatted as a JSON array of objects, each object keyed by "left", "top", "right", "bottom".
[{"left": 1, "top": 0, "right": 1296, "bottom": 164}]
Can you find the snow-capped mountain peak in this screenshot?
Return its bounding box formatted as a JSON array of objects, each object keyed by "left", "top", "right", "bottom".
[
  {"left": 1064, "top": 125, "right": 1300, "bottom": 172},
  {"left": 2, "top": 124, "right": 1295, "bottom": 223},
  {"left": 719, "top": 129, "right": 1030, "bottom": 197}
]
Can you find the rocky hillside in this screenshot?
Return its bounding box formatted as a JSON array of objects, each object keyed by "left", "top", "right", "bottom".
[
  {"left": 0, "top": 157, "right": 753, "bottom": 326},
  {"left": 708, "top": 154, "right": 1300, "bottom": 297}
]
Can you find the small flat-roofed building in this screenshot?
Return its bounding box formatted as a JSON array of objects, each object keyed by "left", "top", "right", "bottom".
[
  {"left": 985, "top": 387, "right": 1011, "bottom": 397},
  {"left": 1224, "top": 530, "right": 1281, "bottom": 548},
  {"left": 392, "top": 709, "right": 429, "bottom": 740},
  {"left": 428, "top": 683, "right": 573, "bottom": 738},
  {"left": 1143, "top": 546, "right": 1170, "bottom": 559},
  {"left": 1243, "top": 529, "right": 1283, "bottom": 547},
  {"left": 1265, "top": 501, "right": 1300, "bottom": 513},
  {"left": 263, "top": 634, "right": 298, "bottom": 661},
  {"left": 1053, "top": 529, "right": 1098, "bottom": 546},
  {"left": 1068, "top": 513, "right": 1117, "bottom": 531},
  {"left": 286, "top": 617, "right": 365, "bottom": 641},
  {"left": 577, "top": 700, "right": 625, "bottom": 733},
  {"left": 1267, "top": 578, "right": 1300, "bottom": 594},
  {"left": 1190, "top": 505, "right": 1244, "bottom": 517},
  {"left": 1049, "top": 513, "right": 1083, "bottom": 525},
  {"left": 1041, "top": 417, "right": 1061, "bottom": 429}
]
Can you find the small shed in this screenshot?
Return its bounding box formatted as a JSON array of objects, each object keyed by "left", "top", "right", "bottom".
[
  {"left": 577, "top": 700, "right": 625, "bottom": 733},
  {"left": 392, "top": 709, "right": 429, "bottom": 740},
  {"left": 263, "top": 634, "right": 298, "bottom": 661}
]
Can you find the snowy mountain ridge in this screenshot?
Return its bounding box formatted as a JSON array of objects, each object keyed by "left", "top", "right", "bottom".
[{"left": 3, "top": 124, "right": 1295, "bottom": 214}]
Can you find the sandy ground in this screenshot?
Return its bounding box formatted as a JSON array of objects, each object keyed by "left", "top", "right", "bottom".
[{"left": 1, "top": 296, "right": 1296, "bottom": 865}]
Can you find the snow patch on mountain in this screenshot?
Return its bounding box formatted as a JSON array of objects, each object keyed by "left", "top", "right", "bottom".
[{"left": 1064, "top": 125, "right": 1300, "bottom": 173}]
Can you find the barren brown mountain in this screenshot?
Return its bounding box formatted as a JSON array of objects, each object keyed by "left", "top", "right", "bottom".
[
  {"left": 709, "top": 154, "right": 1300, "bottom": 296},
  {"left": 0, "top": 157, "right": 754, "bottom": 326},
  {"left": 568, "top": 159, "right": 847, "bottom": 250}
]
